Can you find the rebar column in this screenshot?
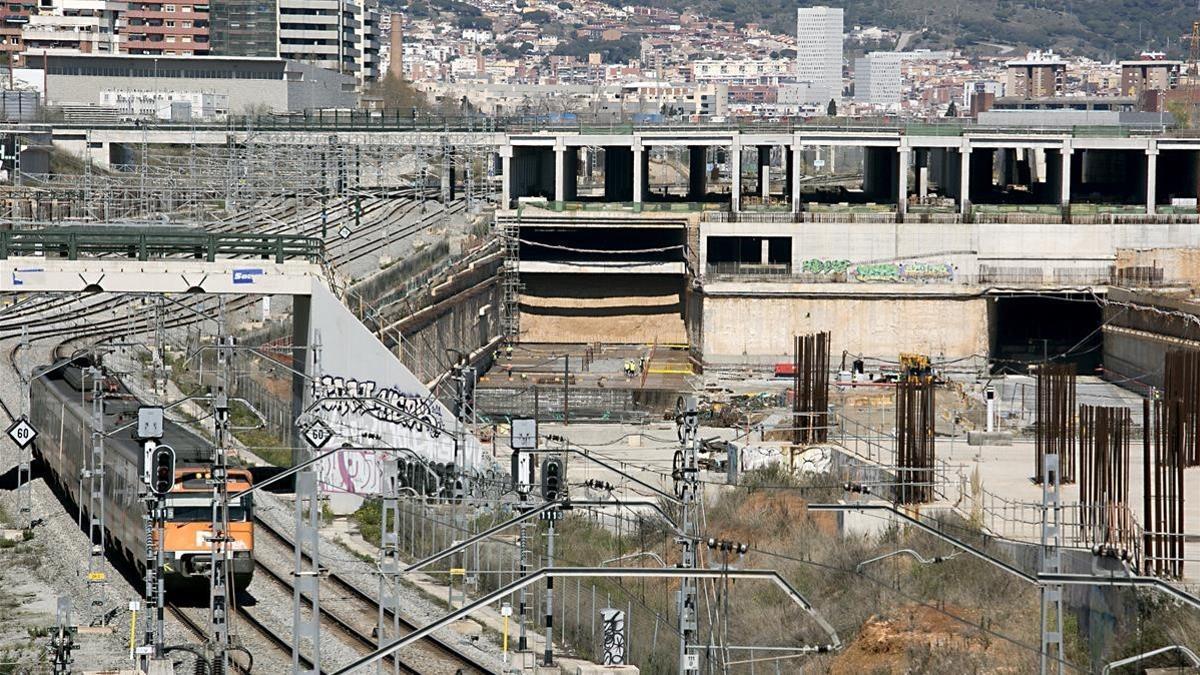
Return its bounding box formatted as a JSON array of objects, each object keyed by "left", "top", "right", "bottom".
[
  {"left": 1078, "top": 405, "right": 1132, "bottom": 553},
  {"left": 1036, "top": 363, "right": 1077, "bottom": 484},
  {"left": 792, "top": 332, "right": 830, "bottom": 446},
  {"left": 896, "top": 377, "right": 936, "bottom": 504}
]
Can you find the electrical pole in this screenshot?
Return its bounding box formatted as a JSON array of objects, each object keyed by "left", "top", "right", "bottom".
[
  {"left": 16, "top": 324, "right": 30, "bottom": 530},
  {"left": 378, "top": 459, "right": 401, "bottom": 675},
  {"left": 208, "top": 333, "right": 234, "bottom": 672},
  {"left": 544, "top": 512, "right": 555, "bottom": 667},
  {"left": 517, "top": 496, "right": 530, "bottom": 655},
  {"left": 85, "top": 366, "right": 108, "bottom": 604},
  {"left": 541, "top": 444, "right": 564, "bottom": 667},
  {"left": 674, "top": 396, "right": 700, "bottom": 675},
  {"left": 1040, "top": 450, "right": 1065, "bottom": 675},
  {"left": 139, "top": 411, "right": 171, "bottom": 675},
  {"left": 294, "top": 331, "right": 322, "bottom": 675}
]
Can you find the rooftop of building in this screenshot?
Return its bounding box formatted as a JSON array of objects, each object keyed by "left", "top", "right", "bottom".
[{"left": 1118, "top": 59, "right": 1183, "bottom": 67}]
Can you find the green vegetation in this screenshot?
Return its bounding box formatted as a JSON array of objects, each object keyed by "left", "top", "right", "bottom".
[
  {"left": 553, "top": 35, "right": 642, "bottom": 63},
  {"left": 353, "top": 498, "right": 383, "bottom": 548},
  {"left": 229, "top": 399, "right": 293, "bottom": 467}
]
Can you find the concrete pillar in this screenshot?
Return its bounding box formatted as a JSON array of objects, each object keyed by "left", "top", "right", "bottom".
[
  {"left": 554, "top": 146, "right": 565, "bottom": 202},
  {"left": 897, "top": 148, "right": 909, "bottom": 215},
  {"left": 760, "top": 238, "right": 770, "bottom": 265},
  {"left": 914, "top": 148, "right": 928, "bottom": 200},
  {"left": 1060, "top": 147, "right": 1072, "bottom": 207},
  {"left": 688, "top": 145, "right": 707, "bottom": 201},
  {"left": 633, "top": 144, "right": 644, "bottom": 204},
  {"left": 1146, "top": 146, "right": 1158, "bottom": 215},
  {"left": 731, "top": 143, "right": 742, "bottom": 211},
  {"left": 500, "top": 148, "right": 512, "bottom": 208},
  {"left": 757, "top": 145, "right": 771, "bottom": 200},
  {"left": 790, "top": 145, "right": 802, "bottom": 213},
  {"left": 1029, "top": 148, "right": 1045, "bottom": 184},
  {"left": 959, "top": 146, "right": 971, "bottom": 214}
]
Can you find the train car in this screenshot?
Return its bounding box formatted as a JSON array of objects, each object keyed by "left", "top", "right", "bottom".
[{"left": 29, "top": 355, "right": 254, "bottom": 593}]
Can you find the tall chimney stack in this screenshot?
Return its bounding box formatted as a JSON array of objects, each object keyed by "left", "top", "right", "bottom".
[{"left": 389, "top": 13, "right": 404, "bottom": 79}]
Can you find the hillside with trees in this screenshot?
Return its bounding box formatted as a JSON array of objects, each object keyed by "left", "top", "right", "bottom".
[{"left": 625, "top": 0, "right": 1195, "bottom": 59}]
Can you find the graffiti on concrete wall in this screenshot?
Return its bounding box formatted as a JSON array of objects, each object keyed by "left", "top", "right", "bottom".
[
  {"left": 601, "top": 609, "right": 627, "bottom": 665},
  {"left": 312, "top": 375, "right": 445, "bottom": 437},
  {"left": 801, "top": 258, "right": 851, "bottom": 275},
  {"left": 802, "top": 259, "right": 954, "bottom": 283}
]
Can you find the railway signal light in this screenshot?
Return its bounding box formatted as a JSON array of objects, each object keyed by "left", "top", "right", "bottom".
[
  {"left": 149, "top": 445, "right": 176, "bottom": 497},
  {"left": 540, "top": 456, "right": 563, "bottom": 501}
]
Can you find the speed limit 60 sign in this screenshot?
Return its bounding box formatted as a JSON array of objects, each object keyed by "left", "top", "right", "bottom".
[{"left": 6, "top": 417, "right": 37, "bottom": 449}]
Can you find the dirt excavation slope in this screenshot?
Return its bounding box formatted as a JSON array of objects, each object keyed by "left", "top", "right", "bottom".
[{"left": 519, "top": 272, "right": 687, "bottom": 344}]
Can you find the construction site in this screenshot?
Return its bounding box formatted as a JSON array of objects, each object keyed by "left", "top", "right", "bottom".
[{"left": 0, "top": 117, "right": 1196, "bottom": 675}]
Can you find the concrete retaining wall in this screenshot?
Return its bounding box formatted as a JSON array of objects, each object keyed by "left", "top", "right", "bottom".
[
  {"left": 699, "top": 221, "right": 1200, "bottom": 274},
  {"left": 701, "top": 290, "right": 988, "bottom": 363}
]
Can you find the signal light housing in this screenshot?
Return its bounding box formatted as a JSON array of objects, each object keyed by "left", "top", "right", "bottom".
[
  {"left": 540, "top": 456, "right": 564, "bottom": 501},
  {"left": 150, "top": 445, "right": 176, "bottom": 497}
]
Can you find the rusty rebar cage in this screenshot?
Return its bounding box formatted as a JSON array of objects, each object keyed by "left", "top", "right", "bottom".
[
  {"left": 1164, "top": 349, "right": 1200, "bottom": 467},
  {"left": 1078, "top": 404, "right": 1133, "bottom": 554},
  {"left": 1144, "top": 395, "right": 1187, "bottom": 578},
  {"left": 896, "top": 378, "right": 935, "bottom": 504},
  {"left": 1036, "top": 363, "right": 1076, "bottom": 484},
  {"left": 792, "top": 332, "right": 830, "bottom": 446}
]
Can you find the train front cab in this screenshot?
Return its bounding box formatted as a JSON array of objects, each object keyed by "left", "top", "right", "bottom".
[{"left": 160, "top": 468, "right": 255, "bottom": 593}]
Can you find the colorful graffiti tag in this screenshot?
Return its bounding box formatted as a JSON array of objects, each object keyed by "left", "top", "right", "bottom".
[
  {"left": 802, "top": 258, "right": 851, "bottom": 275},
  {"left": 802, "top": 259, "right": 954, "bottom": 283},
  {"left": 311, "top": 375, "right": 444, "bottom": 437}
]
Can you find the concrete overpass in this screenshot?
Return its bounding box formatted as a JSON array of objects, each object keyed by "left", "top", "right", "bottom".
[{"left": 502, "top": 128, "right": 1200, "bottom": 217}]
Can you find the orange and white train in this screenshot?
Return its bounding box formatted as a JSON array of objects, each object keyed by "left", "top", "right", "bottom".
[{"left": 30, "top": 356, "right": 255, "bottom": 593}]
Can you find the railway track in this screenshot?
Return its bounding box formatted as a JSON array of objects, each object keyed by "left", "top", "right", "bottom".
[
  {"left": 168, "top": 597, "right": 321, "bottom": 674},
  {"left": 0, "top": 189, "right": 486, "bottom": 672},
  {"left": 254, "top": 516, "right": 495, "bottom": 674}
]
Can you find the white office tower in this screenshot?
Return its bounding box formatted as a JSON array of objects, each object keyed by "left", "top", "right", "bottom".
[{"left": 795, "top": 6, "right": 843, "bottom": 104}]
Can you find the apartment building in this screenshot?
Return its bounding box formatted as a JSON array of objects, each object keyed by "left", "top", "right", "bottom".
[
  {"left": 122, "top": 0, "right": 209, "bottom": 55},
  {"left": 0, "top": 0, "right": 35, "bottom": 65},
  {"left": 1005, "top": 50, "right": 1065, "bottom": 99},
  {"left": 1119, "top": 54, "right": 1180, "bottom": 98},
  {"left": 854, "top": 50, "right": 951, "bottom": 107},
  {"left": 690, "top": 58, "right": 791, "bottom": 86},
  {"left": 208, "top": 0, "right": 276, "bottom": 58},
  {"left": 23, "top": 0, "right": 125, "bottom": 55},
  {"left": 795, "top": 5, "right": 842, "bottom": 103}
]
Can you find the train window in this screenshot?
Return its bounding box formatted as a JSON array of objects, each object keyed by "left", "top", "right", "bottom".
[{"left": 169, "top": 506, "right": 249, "bottom": 522}]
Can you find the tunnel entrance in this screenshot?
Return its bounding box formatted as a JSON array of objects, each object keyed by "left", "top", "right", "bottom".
[
  {"left": 519, "top": 226, "right": 686, "bottom": 266},
  {"left": 989, "top": 294, "right": 1102, "bottom": 375}
]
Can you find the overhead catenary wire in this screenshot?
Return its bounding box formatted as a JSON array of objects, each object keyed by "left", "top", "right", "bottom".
[{"left": 516, "top": 238, "right": 685, "bottom": 254}]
